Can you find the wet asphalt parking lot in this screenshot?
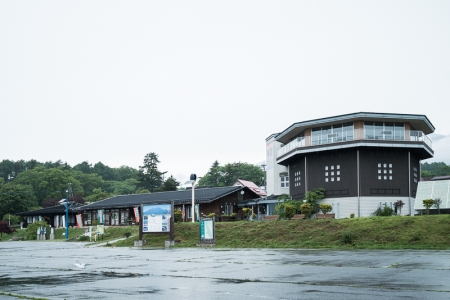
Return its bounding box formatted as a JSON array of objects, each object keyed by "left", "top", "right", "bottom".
[{"left": 1, "top": 242, "right": 450, "bottom": 299}]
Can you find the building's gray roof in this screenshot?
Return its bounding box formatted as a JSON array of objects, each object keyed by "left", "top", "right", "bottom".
[
  {"left": 75, "top": 186, "right": 247, "bottom": 211},
  {"left": 274, "top": 112, "right": 435, "bottom": 144},
  {"left": 17, "top": 202, "right": 85, "bottom": 216}
]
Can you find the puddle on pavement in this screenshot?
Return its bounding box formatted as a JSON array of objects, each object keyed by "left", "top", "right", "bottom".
[{"left": 0, "top": 272, "right": 145, "bottom": 287}]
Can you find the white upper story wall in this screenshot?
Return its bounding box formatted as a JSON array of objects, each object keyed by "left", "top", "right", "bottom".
[{"left": 266, "top": 134, "right": 289, "bottom": 196}]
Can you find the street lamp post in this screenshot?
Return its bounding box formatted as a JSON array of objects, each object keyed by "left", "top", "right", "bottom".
[
  {"left": 190, "top": 174, "right": 197, "bottom": 223},
  {"left": 65, "top": 189, "right": 69, "bottom": 240}
]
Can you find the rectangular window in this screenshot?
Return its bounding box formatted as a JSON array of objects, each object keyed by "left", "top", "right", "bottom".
[
  {"left": 337, "top": 177, "right": 340, "bottom": 181},
  {"left": 325, "top": 178, "right": 329, "bottom": 182},
  {"left": 337, "top": 165, "right": 340, "bottom": 169},
  {"left": 331, "top": 165, "right": 334, "bottom": 170},
  {"left": 337, "top": 171, "right": 340, "bottom": 175}
]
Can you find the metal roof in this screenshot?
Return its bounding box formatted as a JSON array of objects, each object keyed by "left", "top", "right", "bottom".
[
  {"left": 75, "top": 186, "right": 247, "bottom": 211},
  {"left": 274, "top": 112, "right": 435, "bottom": 144},
  {"left": 16, "top": 202, "right": 85, "bottom": 216}
]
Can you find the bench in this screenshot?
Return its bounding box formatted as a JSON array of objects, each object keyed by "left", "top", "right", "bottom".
[
  {"left": 291, "top": 214, "right": 306, "bottom": 220},
  {"left": 317, "top": 213, "right": 335, "bottom": 219},
  {"left": 263, "top": 215, "right": 279, "bottom": 221}
]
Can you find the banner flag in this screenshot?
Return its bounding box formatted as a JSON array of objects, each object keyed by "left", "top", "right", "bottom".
[
  {"left": 98, "top": 209, "right": 104, "bottom": 224},
  {"left": 76, "top": 214, "right": 82, "bottom": 228},
  {"left": 133, "top": 207, "right": 140, "bottom": 223}
]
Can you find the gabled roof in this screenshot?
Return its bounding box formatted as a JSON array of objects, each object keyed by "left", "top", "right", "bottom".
[
  {"left": 76, "top": 186, "right": 249, "bottom": 211},
  {"left": 233, "top": 179, "right": 266, "bottom": 197},
  {"left": 17, "top": 202, "right": 85, "bottom": 216}
]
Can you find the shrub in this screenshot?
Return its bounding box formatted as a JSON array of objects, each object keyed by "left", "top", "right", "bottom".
[
  {"left": 124, "top": 232, "right": 131, "bottom": 238},
  {"left": 25, "top": 220, "right": 50, "bottom": 240},
  {"left": 2, "top": 214, "right": 20, "bottom": 225},
  {"left": 372, "top": 204, "right": 394, "bottom": 217},
  {"left": 319, "top": 204, "right": 332, "bottom": 214},
  {"left": 284, "top": 204, "right": 296, "bottom": 219},
  {"left": 230, "top": 213, "right": 237, "bottom": 219},
  {"left": 174, "top": 210, "right": 183, "bottom": 222},
  {"left": 422, "top": 199, "right": 435, "bottom": 215},
  {"left": 92, "top": 220, "right": 98, "bottom": 226},
  {"left": 393, "top": 200, "right": 405, "bottom": 215},
  {"left": 433, "top": 198, "right": 442, "bottom": 214},
  {"left": 0, "top": 221, "right": 16, "bottom": 237},
  {"left": 242, "top": 208, "right": 253, "bottom": 220},
  {"left": 300, "top": 203, "right": 311, "bottom": 216},
  {"left": 342, "top": 231, "right": 353, "bottom": 244},
  {"left": 79, "top": 235, "right": 89, "bottom": 241},
  {"left": 206, "top": 213, "right": 216, "bottom": 219},
  {"left": 350, "top": 213, "right": 355, "bottom": 218}
]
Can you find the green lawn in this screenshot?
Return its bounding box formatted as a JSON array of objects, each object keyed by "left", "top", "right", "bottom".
[{"left": 3, "top": 215, "right": 450, "bottom": 249}]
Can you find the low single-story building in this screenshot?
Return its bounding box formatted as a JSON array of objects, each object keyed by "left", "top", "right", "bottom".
[
  {"left": 414, "top": 177, "right": 450, "bottom": 214},
  {"left": 74, "top": 185, "right": 262, "bottom": 226},
  {"left": 16, "top": 202, "right": 85, "bottom": 228}
]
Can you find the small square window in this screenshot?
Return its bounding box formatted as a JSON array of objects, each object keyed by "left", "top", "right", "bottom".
[
  {"left": 337, "top": 171, "right": 340, "bottom": 175},
  {"left": 383, "top": 163, "right": 387, "bottom": 168},
  {"left": 337, "top": 165, "right": 340, "bottom": 169},
  {"left": 378, "top": 163, "right": 381, "bottom": 168},
  {"left": 384, "top": 176, "right": 387, "bottom": 180},
  {"left": 389, "top": 164, "right": 392, "bottom": 168},
  {"left": 325, "top": 166, "right": 328, "bottom": 170},
  {"left": 325, "top": 172, "right": 328, "bottom": 176},
  {"left": 331, "top": 166, "right": 334, "bottom": 170},
  {"left": 389, "top": 170, "right": 392, "bottom": 174},
  {"left": 325, "top": 178, "right": 328, "bottom": 182},
  {"left": 378, "top": 175, "right": 381, "bottom": 180},
  {"left": 337, "top": 177, "right": 340, "bottom": 181},
  {"left": 389, "top": 176, "right": 392, "bottom": 180},
  {"left": 331, "top": 172, "right": 334, "bottom": 176},
  {"left": 378, "top": 169, "right": 381, "bottom": 173},
  {"left": 331, "top": 177, "right": 335, "bottom": 181},
  {"left": 384, "top": 170, "right": 387, "bottom": 174}
]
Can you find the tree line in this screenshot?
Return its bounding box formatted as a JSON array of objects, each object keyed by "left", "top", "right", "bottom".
[
  {"left": 0, "top": 154, "right": 266, "bottom": 221},
  {"left": 420, "top": 162, "right": 450, "bottom": 178}
]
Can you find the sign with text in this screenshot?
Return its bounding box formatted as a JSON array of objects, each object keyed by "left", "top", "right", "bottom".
[
  {"left": 141, "top": 204, "right": 172, "bottom": 233},
  {"left": 199, "top": 217, "right": 215, "bottom": 244}
]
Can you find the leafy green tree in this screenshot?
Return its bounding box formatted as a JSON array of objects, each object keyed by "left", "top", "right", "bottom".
[
  {"left": 73, "top": 161, "right": 93, "bottom": 174},
  {"left": 115, "top": 166, "right": 139, "bottom": 181},
  {"left": 72, "top": 171, "right": 104, "bottom": 195},
  {"left": 163, "top": 175, "right": 180, "bottom": 191},
  {"left": 0, "top": 183, "right": 38, "bottom": 219},
  {"left": 137, "top": 152, "right": 166, "bottom": 192},
  {"left": 85, "top": 188, "right": 110, "bottom": 203},
  {"left": 433, "top": 198, "right": 442, "bottom": 214},
  {"left": 103, "top": 178, "right": 138, "bottom": 195},
  {"left": 422, "top": 199, "right": 435, "bottom": 215},
  {"left": 2, "top": 214, "right": 20, "bottom": 225},
  {"left": 93, "top": 162, "right": 118, "bottom": 181},
  {"left": 198, "top": 161, "right": 264, "bottom": 187},
  {"left": 13, "top": 167, "right": 82, "bottom": 205},
  {"left": 198, "top": 160, "right": 223, "bottom": 186}
]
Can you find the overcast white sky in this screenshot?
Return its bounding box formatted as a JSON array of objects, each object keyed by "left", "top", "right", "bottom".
[{"left": 1, "top": 1, "right": 449, "bottom": 184}]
